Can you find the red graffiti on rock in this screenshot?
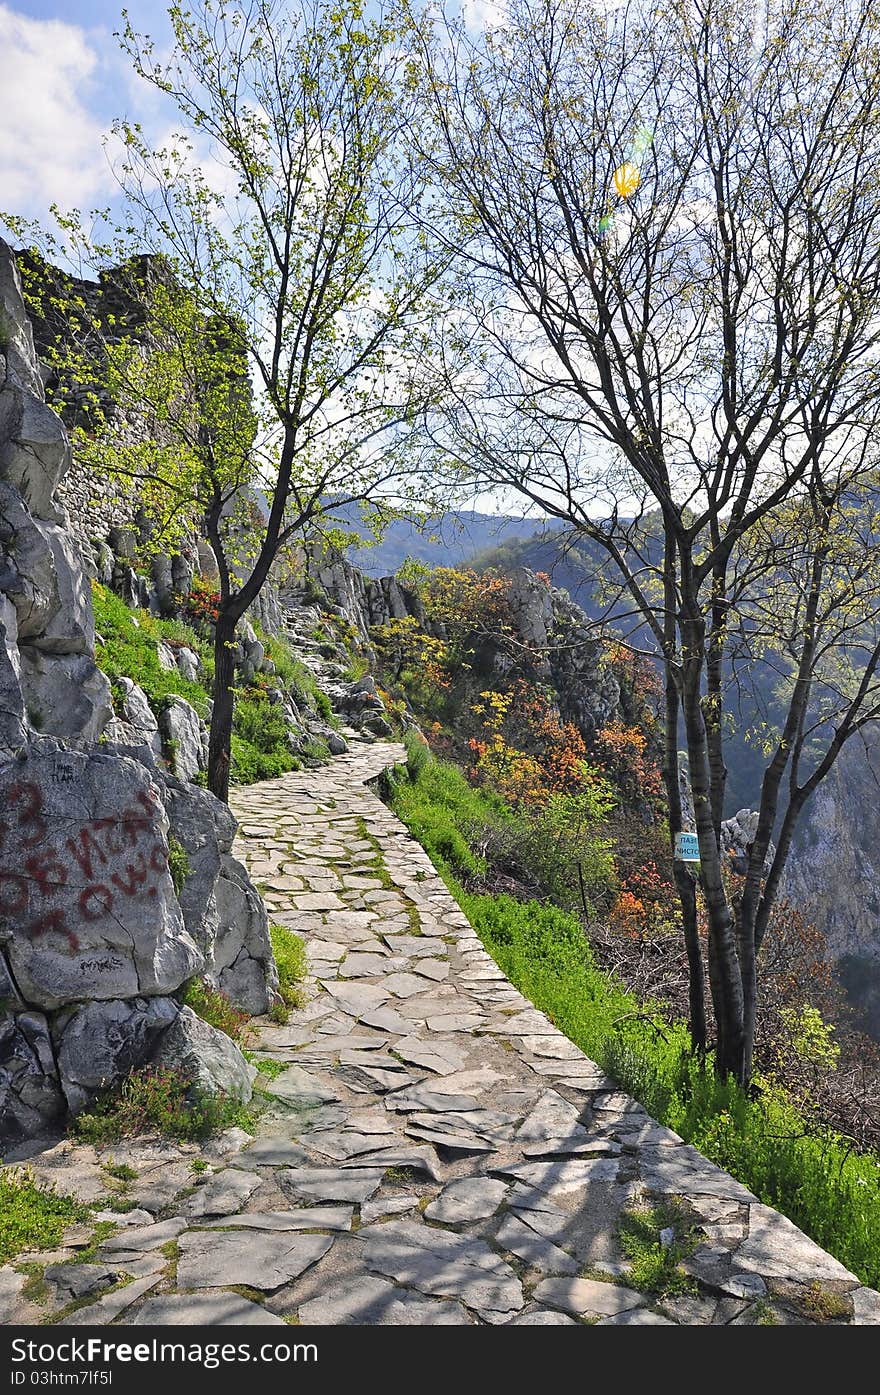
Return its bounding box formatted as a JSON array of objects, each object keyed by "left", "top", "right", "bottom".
[{"left": 0, "top": 780, "right": 170, "bottom": 951}]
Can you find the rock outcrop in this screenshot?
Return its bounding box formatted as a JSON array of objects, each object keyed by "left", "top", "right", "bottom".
[{"left": 0, "top": 241, "right": 269, "bottom": 1146}]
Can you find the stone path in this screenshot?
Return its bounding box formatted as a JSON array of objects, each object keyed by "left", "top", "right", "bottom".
[{"left": 3, "top": 740, "right": 880, "bottom": 1327}]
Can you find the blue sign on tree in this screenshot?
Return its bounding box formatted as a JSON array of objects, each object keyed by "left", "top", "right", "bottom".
[{"left": 674, "top": 832, "right": 701, "bottom": 862}]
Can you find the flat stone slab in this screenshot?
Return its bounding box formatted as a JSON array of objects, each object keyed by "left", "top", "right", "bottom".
[
  {"left": 359, "top": 1006, "right": 414, "bottom": 1034},
  {"left": 59, "top": 1274, "right": 161, "bottom": 1326},
  {"left": 426, "top": 1013, "right": 486, "bottom": 1033},
  {"left": 492, "top": 1158, "right": 620, "bottom": 1192},
  {"left": 184, "top": 1169, "right": 262, "bottom": 1217},
  {"left": 130, "top": 1293, "right": 287, "bottom": 1325},
  {"left": 297, "top": 1275, "right": 470, "bottom": 1325},
  {"left": 535, "top": 1276, "right": 647, "bottom": 1318},
  {"left": 177, "top": 1230, "right": 333, "bottom": 1291},
  {"left": 241, "top": 1139, "right": 314, "bottom": 1167},
  {"left": 281, "top": 1168, "right": 386, "bottom": 1203},
  {"left": 516, "top": 1090, "right": 588, "bottom": 1142},
  {"left": 307, "top": 1130, "right": 407, "bottom": 1161},
  {"left": 100, "top": 1218, "right": 188, "bottom": 1254},
  {"left": 264, "top": 1066, "right": 339, "bottom": 1105},
  {"left": 381, "top": 972, "right": 436, "bottom": 999},
  {"left": 495, "top": 1214, "right": 580, "bottom": 1275},
  {"left": 201, "top": 1207, "right": 352, "bottom": 1231},
  {"left": 424, "top": 1177, "right": 510, "bottom": 1224},
  {"left": 360, "top": 1219, "right": 523, "bottom": 1316},
  {"left": 731, "top": 1204, "right": 858, "bottom": 1282},
  {"left": 322, "top": 982, "right": 390, "bottom": 1016},
  {"left": 386, "top": 1085, "right": 479, "bottom": 1113},
  {"left": 393, "top": 1037, "right": 465, "bottom": 1074}
]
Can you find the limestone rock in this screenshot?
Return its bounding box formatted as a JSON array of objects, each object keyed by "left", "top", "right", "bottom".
[
  {"left": 19, "top": 650, "right": 112, "bottom": 744},
  {"left": 115, "top": 678, "right": 162, "bottom": 756},
  {"left": 212, "top": 853, "right": 279, "bottom": 1014},
  {"left": 0, "top": 1009, "right": 66, "bottom": 1140},
  {"left": 54, "top": 996, "right": 179, "bottom": 1114},
  {"left": 159, "top": 696, "right": 208, "bottom": 781},
  {"left": 150, "top": 1006, "right": 255, "bottom": 1102},
  {"left": 0, "top": 746, "right": 203, "bottom": 1010}
]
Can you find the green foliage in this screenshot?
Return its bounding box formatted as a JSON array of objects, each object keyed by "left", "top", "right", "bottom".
[
  {"left": 91, "top": 582, "right": 211, "bottom": 718},
  {"left": 270, "top": 924, "right": 308, "bottom": 1010},
  {"left": 0, "top": 1172, "right": 86, "bottom": 1265},
  {"left": 231, "top": 696, "right": 298, "bottom": 784},
  {"left": 167, "top": 836, "right": 190, "bottom": 896},
  {"left": 73, "top": 1067, "right": 254, "bottom": 1144},
  {"left": 251, "top": 1057, "right": 287, "bottom": 1081},
  {"left": 179, "top": 978, "right": 247, "bottom": 1042},
  {"left": 618, "top": 1202, "right": 697, "bottom": 1296}
]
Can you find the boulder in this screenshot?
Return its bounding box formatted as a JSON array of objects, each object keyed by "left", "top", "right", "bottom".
[
  {"left": 162, "top": 778, "right": 236, "bottom": 956},
  {"left": 175, "top": 647, "right": 200, "bottom": 682},
  {"left": 0, "top": 745, "right": 203, "bottom": 1010},
  {"left": 150, "top": 1006, "right": 254, "bottom": 1103},
  {"left": 159, "top": 696, "right": 208, "bottom": 781},
  {"left": 0, "top": 594, "right": 27, "bottom": 753},
  {"left": 19, "top": 650, "right": 112, "bottom": 744},
  {"left": 0, "top": 1009, "right": 66, "bottom": 1141},
  {"left": 115, "top": 677, "right": 162, "bottom": 756},
  {"left": 211, "top": 854, "right": 279, "bottom": 1015},
  {"left": 54, "top": 996, "right": 179, "bottom": 1114},
  {"left": 0, "top": 246, "right": 69, "bottom": 522}
]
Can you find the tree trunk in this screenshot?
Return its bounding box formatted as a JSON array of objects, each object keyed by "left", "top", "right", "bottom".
[
  {"left": 662, "top": 662, "right": 706, "bottom": 1053},
  {"left": 680, "top": 613, "right": 745, "bottom": 1082},
  {"left": 207, "top": 607, "right": 238, "bottom": 803}
]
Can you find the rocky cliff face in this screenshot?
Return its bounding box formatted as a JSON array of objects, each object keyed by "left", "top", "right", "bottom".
[
  {"left": 0, "top": 241, "right": 273, "bottom": 1148},
  {"left": 303, "top": 549, "right": 629, "bottom": 747},
  {"left": 783, "top": 730, "right": 880, "bottom": 1031}
]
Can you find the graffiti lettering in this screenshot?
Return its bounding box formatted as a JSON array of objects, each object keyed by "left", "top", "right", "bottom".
[
  {"left": 111, "top": 853, "right": 149, "bottom": 897},
  {"left": 65, "top": 827, "right": 108, "bottom": 880},
  {"left": 8, "top": 781, "right": 46, "bottom": 849},
  {"left": 28, "top": 909, "right": 79, "bottom": 952},
  {"left": 24, "top": 850, "right": 68, "bottom": 897},
  {"left": 78, "top": 884, "right": 114, "bottom": 922},
  {"left": 0, "top": 871, "right": 28, "bottom": 914}
]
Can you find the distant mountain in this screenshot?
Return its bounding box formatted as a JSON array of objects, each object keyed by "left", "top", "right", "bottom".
[{"left": 339, "top": 507, "right": 553, "bottom": 576}]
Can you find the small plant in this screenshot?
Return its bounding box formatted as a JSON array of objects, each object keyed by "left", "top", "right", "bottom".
[
  {"left": 102, "top": 1161, "right": 138, "bottom": 1183},
  {"left": 167, "top": 836, "right": 190, "bottom": 895},
  {"left": 268, "top": 1001, "right": 289, "bottom": 1024},
  {"left": 0, "top": 1172, "right": 87, "bottom": 1265},
  {"left": 252, "top": 1057, "right": 287, "bottom": 1081},
  {"left": 269, "top": 924, "right": 308, "bottom": 1009},
  {"left": 752, "top": 1299, "right": 779, "bottom": 1325},
  {"left": 618, "top": 1201, "right": 698, "bottom": 1297},
  {"left": 190, "top": 1158, "right": 210, "bottom": 1175},
  {"left": 73, "top": 1066, "right": 255, "bottom": 1143},
  {"left": 798, "top": 1281, "right": 852, "bottom": 1323},
  {"left": 179, "top": 978, "right": 247, "bottom": 1042}
]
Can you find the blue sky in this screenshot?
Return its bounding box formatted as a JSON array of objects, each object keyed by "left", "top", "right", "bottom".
[{"left": 0, "top": 2, "right": 175, "bottom": 220}]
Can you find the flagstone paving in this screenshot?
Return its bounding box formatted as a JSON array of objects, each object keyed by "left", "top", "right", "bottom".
[{"left": 4, "top": 739, "right": 880, "bottom": 1327}]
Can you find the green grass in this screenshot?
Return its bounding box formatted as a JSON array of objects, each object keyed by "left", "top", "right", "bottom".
[
  {"left": 92, "top": 582, "right": 211, "bottom": 719},
  {"left": 0, "top": 1172, "right": 87, "bottom": 1265},
  {"left": 73, "top": 1066, "right": 255, "bottom": 1144},
  {"left": 269, "top": 924, "right": 308, "bottom": 1011},
  {"left": 179, "top": 978, "right": 247, "bottom": 1042},
  {"left": 231, "top": 695, "right": 300, "bottom": 784},
  {"left": 617, "top": 1201, "right": 698, "bottom": 1296},
  {"left": 388, "top": 752, "right": 880, "bottom": 1290}
]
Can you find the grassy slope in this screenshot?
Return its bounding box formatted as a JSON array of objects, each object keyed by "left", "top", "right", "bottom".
[{"left": 387, "top": 752, "right": 880, "bottom": 1289}]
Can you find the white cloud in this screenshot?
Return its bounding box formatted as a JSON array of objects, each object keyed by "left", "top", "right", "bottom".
[{"left": 0, "top": 5, "right": 113, "bottom": 214}]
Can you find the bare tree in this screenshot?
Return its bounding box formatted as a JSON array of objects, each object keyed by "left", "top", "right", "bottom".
[
  {"left": 410, "top": 0, "right": 880, "bottom": 1082},
  {"left": 6, "top": 0, "right": 446, "bottom": 803}
]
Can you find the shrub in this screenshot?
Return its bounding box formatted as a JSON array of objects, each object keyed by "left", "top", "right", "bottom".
[
  {"left": 270, "top": 924, "right": 308, "bottom": 1009},
  {"left": 231, "top": 696, "right": 298, "bottom": 784},
  {"left": 0, "top": 1172, "right": 87, "bottom": 1264},
  {"left": 179, "top": 978, "right": 247, "bottom": 1042},
  {"left": 73, "top": 1067, "right": 254, "bottom": 1143}
]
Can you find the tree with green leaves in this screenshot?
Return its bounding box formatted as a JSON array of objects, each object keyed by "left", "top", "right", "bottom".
[
  {"left": 410, "top": 0, "right": 880, "bottom": 1083},
  {"left": 6, "top": 0, "right": 444, "bottom": 802}
]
